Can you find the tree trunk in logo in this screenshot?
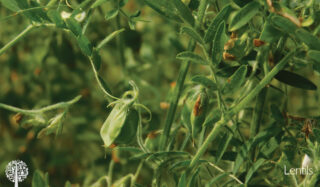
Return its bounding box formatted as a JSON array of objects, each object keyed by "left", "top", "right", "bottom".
[{"left": 15, "top": 165, "right": 18, "bottom": 187}]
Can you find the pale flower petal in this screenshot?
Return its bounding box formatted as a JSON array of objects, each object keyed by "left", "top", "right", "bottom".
[
  {"left": 75, "top": 12, "right": 86, "bottom": 22},
  {"left": 301, "top": 154, "right": 312, "bottom": 169},
  {"left": 61, "top": 11, "right": 71, "bottom": 19}
]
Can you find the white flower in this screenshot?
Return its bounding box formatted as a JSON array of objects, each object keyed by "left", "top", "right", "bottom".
[
  {"left": 301, "top": 154, "right": 312, "bottom": 169},
  {"left": 75, "top": 11, "right": 86, "bottom": 22},
  {"left": 61, "top": 11, "right": 71, "bottom": 19},
  {"left": 60, "top": 11, "right": 86, "bottom": 22}
]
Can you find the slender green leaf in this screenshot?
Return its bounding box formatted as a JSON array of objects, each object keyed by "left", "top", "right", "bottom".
[
  {"left": 223, "top": 65, "right": 247, "bottom": 94},
  {"left": 295, "top": 29, "right": 320, "bottom": 50},
  {"left": 245, "top": 158, "right": 265, "bottom": 183},
  {"left": 229, "top": 1, "right": 261, "bottom": 31},
  {"left": 173, "top": 0, "right": 195, "bottom": 26},
  {"left": 233, "top": 141, "right": 251, "bottom": 174},
  {"left": 260, "top": 137, "right": 279, "bottom": 157},
  {"left": 29, "top": 1, "right": 50, "bottom": 22},
  {"left": 97, "top": 28, "right": 125, "bottom": 50},
  {"left": 308, "top": 50, "right": 320, "bottom": 63},
  {"left": 180, "top": 26, "right": 204, "bottom": 45},
  {"left": 105, "top": 9, "right": 119, "bottom": 20},
  {"left": 208, "top": 150, "right": 237, "bottom": 161},
  {"left": 91, "top": 0, "right": 110, "bottom": 8},
  {"left": 212, "top": 21, "right": 226, "bottom": 65},
  {"left": 176, "top": 51, "right": 208, "bottom": 65},
  {"left": 275, "top": 70, "right": 317, "bottom": 90},
  {"left": 188, "top": 167, "right": 200, "bottom": 186},
  {"left": 178, "top": 172, "right": 187, "bottom": 187},
  {"left": 181, "top": 107, "right": 192, "bottom": 134},
  {"left": 205, "top": 173, "right": 228, "bottom": 187},
  {"left": 147, "top": 151, "right": 189, "bottom": 161},
  {"left": 47, "top": 10, "right": 65, "bottom": 28},
  {"left": 1, "top": 0, "right": 20, "bottom": 12},
  {"left": 204, "top": 4, "right": 232, "bottom": 43},
  {"left": 271, "top": 15, "right": 298, "bottom": 34},
  {"left": 13, "top": 0, "right": 43, "bottom": 22},
  {"left": 216, "top": 66, "right": 240, "bottom": 77},
  {"left": 66, "top": 17, "right": 83, "bottom": 36},
  {"left": 77, "top": 35, "right": 93, "bottom": 56},
  {"left": 203, "top": 108, "right": 221, "bottom": 127},
  {"left": 252, "top": 122, "right": 282, "bottom": 147},
  {"left": 143, "top": 0, "right": 182, "bottom": 22},
  {"left": 260, "top": 19, "right": 282, "bottom": 43},
  {"left": 191, "top": 75, "right": 217, "bottom": 90},
  {"left": 215, "top": 132, "right": 233, "bottom": 163},
  {"left": 232, "top": 0, "right": 252, "bottom": 7},
  {"left": 91, "top": 48, "right": 101, "bottom": 71}
]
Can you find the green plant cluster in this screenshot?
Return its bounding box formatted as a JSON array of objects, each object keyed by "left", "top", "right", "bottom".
[{"left": 1, "top": 0, "right": 320, "bottom": 186}]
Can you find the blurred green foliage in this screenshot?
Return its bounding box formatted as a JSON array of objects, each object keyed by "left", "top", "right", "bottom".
[{"left": 1, "top": 0, "right": 320, "bottom": 186}]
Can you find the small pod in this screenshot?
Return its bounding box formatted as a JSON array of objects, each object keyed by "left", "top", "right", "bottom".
[
  {"left": 100, "top": 102, "right": 139, "bottom": 147},
  {"left": 114, "top": 109, "right": 139, "bottom": 145},
  {"left": 190, "top": 90, "right": 209, "bottom": 139}
]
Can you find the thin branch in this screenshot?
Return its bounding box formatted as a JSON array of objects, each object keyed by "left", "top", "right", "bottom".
[{"left": 207, "top": 162, "right": 243, "bottom": 184}]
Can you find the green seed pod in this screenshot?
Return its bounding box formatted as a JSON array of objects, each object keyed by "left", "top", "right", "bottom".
[
  {"left": 190, "top": 89, "right": 208, "bottom": 139},
  {"left": 114, "top": 109, "right": 139, "bottom": 145},
  {"left": 37, "top": 113, "right": 64, "bottom": 138},
  {"left": 100, "top": 102, "right": 139, "bottom": 147}
]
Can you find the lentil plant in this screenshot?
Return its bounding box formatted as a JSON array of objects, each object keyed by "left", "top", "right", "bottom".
[{"left": 1, "top": 0, "right": 320, "bottom": 186}]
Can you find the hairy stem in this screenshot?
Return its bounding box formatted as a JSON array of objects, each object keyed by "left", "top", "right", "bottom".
[
  {"left": 159, "top": 40, "right": 195, "bottom": 150},
  {"left": 250, "top": 87, "right": 267, "bottom": 137}
]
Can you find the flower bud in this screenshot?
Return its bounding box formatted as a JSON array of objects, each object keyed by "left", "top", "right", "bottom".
[
  {"left": 190, "top": 90, "right": 208, "bottom": 139},
  {"left": 301, "top": 154, "right": 312, "bottom": 169}
]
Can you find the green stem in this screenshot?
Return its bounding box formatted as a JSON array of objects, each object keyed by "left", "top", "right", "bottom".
[
  {"left": 210, "top": 65, "right": 226, "bottom": 112},
  {"left": 159, "top": 40, "right": 195, "bottom": 150},
  {"left": 89, "top": 57, "right": 119, "bottom": 101},
  {"left": 159, "top": 0, "right": 209, "bottom": 151},
  {"left": 180, "top": 132, "right": 191, "bottom": 151},
  {"left": 0, "top": 95, "right": 81, "bottom": 115},
  {"left": 189, "top": 50, "right": 295, "bottom": 168},
  {"left": 0, "top": 24, "right": 34, "bottom": 56},
  {"left": 115, "top": 13, "right": 126, "bottom": 68},
  {"left": 207, "top": 161, "right": 243, "bottom": 184},
  {"left": 189, "top": 117, "right": 226, "bottom": 168},
  {"left": 131, "top": 161, "right": 144, "bottom": 187},
  {"left": 250, "top": 87, "right": 267, "bottom": 137},
  {"left": 108, "top": 159, "right": 115, "bottom": 184},
  {"left": 137, "top": 102, "right": 149, "bottom": 153}
]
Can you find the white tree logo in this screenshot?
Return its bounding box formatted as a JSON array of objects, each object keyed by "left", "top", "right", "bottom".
[{"left": 5, "top": 160, "right": 29, "bottom": 187}]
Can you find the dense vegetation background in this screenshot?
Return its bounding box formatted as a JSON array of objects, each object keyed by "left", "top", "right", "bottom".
[{"left": 1, "top": 0, "right": 320, "bottom": 186}]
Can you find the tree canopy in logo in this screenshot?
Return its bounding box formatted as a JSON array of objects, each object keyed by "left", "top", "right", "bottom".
[{"left": 5, "top": 160, "right": 29, "bottom": 184}]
